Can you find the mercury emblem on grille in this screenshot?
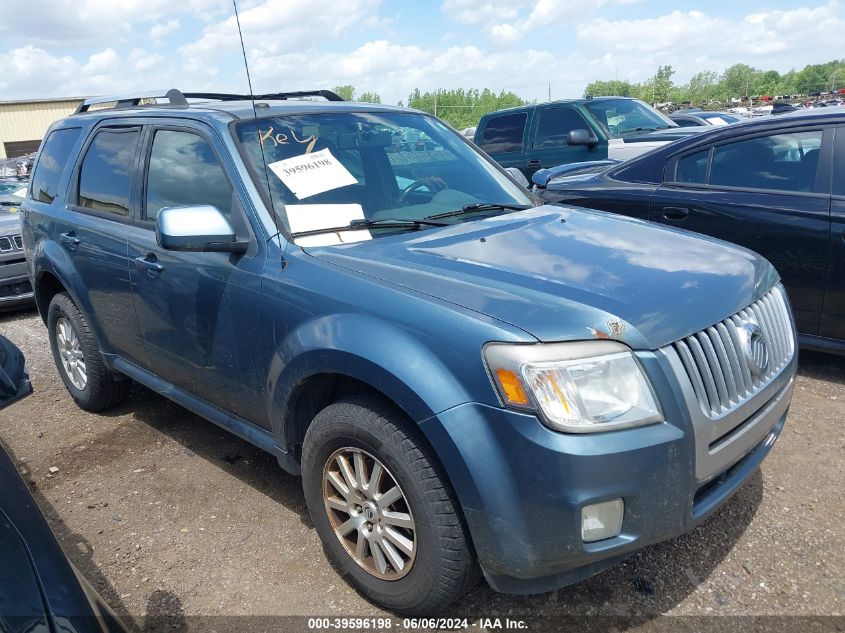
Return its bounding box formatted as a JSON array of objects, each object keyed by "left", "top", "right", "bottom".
[{"left": 736, "top": 320, "right": 769, "bottom": 377}]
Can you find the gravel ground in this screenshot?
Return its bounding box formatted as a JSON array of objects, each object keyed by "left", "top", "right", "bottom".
[{"left": 0, "top": 306, "right": 842, "bottom": 631}]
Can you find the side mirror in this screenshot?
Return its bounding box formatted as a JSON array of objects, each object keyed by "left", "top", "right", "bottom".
[
  {"left": 504, "top": 167, "right": 530, "bottom": 188},
  {"left": 531, "top": 168, "right": 552, "bottom": 188},
  {"left": 567, "top": 129, "right": 598, "bottom": 146},
  {"left": 0, "top": 336, "right": 31, "bottom": 410},
  {"left": 156, "top": 206, "right": 247, "bottom": 253}
]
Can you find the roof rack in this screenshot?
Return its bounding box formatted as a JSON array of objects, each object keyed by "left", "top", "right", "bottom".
[
  {"left": 183, "top": 90, "right": 345, "bottom": 102},
  {"left": 73, "top": 88, "right": 344, "bottom": 114},
  {"left": 74, "top": 89, "right": 188, "bottom": 114}
]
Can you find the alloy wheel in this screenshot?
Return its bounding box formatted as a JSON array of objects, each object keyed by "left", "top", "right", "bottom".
[
  {"left": 322, "top": 447, "right": 417, "bottom": 580},
  {"left": 56, "top": 317, "right": 87, "bottom": 390}
]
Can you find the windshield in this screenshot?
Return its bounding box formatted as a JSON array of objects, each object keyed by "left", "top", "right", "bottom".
[
  {"left": 234, "top": 111, "right": 532, "bottom": 244},
  {"left": 584, "top": 99, "right": 676, "bottom": 137}
]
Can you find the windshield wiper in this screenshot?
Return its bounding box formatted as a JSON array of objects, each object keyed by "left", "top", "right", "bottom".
[
  {"left": 290, "top": 217, "right": 449, "bottom": 239},
  {"left": 424, "top": 202, "right": 532, "bottom": 221},
  {"left": 621, "top": 125, "right": 673, "bottom": 135}
]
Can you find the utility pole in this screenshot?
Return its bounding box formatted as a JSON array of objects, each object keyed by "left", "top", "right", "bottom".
[
  {"left": 434, "top": 90, "right": 437, "bottom": 118},
  {"left": 548, "top": 83, "right": 551, "bottom": 102}
]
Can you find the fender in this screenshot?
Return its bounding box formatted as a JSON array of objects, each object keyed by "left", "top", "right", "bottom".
[
  {"left": 32, "top": 238, "right": 110, "bottom": 353},
  {"left": 267, "top": 313, "right": 475, "bottom": 450}
]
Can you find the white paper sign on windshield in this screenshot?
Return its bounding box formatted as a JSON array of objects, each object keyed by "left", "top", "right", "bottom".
[
  {"left": 285, "top": 203, "right": 371, "bottom": 247},
  {"left": 267, "top": 148, "right": 358, "bottom": 200}
]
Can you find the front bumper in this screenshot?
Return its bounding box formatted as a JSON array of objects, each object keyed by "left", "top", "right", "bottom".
[{"left": 420, "top": 352, "right": 795, "bottom": 595}]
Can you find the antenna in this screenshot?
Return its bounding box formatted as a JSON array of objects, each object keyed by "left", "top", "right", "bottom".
[{"left": 231, "top": 0, "right": 287, "bottom": 240}]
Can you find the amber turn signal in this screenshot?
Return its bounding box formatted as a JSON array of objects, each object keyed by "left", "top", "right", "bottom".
[{"left": 495, "top": 369, "right": 529, "bottom": 405}]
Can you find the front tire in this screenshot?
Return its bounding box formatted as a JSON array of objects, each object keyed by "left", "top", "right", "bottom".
[
  {"left": 302, "top": 396, "right": 478, "bottom": 614},
  {"left": 48, "top": 292, "right": 130, "bottom": 412}
]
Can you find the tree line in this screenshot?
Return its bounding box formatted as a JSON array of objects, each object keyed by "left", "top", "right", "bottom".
[
  {"left": 334, "top": 58, "right": 844, "bottom": 129},
  {"left": 333, "top": 85, "right": 526, "bottom": 129},
  {"left": 585, "top": 59, "right": 845, "bottom": 104}
]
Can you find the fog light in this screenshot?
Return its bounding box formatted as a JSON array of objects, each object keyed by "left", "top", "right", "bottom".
[{"left": 581, "top": 499, "right": 624, "bottom": 542}]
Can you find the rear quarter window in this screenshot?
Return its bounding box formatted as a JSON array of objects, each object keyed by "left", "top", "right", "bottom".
[
  {"left": 479, "top": 113, "right": 527, "bottom": 154},
  {"left": 29, "top": 128, "right": 82, "bottom": 203},
  {"left": 674, "top": 148, "right": 710, "bottom": 184}
]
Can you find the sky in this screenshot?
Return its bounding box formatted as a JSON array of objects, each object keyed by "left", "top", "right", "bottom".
[{"left": 0, "top": 0, "right": 842, "bottom": 104}]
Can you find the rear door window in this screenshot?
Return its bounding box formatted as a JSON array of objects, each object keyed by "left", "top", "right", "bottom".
[
  {"left": 145, "top": 130, "right": 233, "bottom": 221},
  {"left": 532, "top": 107, "right": 589, "bottom": 148},
  {"left": 479, "top": 113, "right": 527, "bottom": 153},
  {"left": 30, "top": 128, "right": 81, "bottom": 203},
  {"left": 709, "top": 130, "right": 824, "bottom": 193},
  {"left": 78, "top": 128, "right": 140, "bottom": 216}
]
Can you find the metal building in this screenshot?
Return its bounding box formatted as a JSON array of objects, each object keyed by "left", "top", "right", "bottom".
[{"left": 0, "top": 97, "right": 84, "bottom": 158}]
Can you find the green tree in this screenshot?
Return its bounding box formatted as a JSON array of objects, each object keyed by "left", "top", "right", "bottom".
[
  {"left": 687, "top": 70, "right": 719, "bottom": 102},
  {"left": 721, "top": 63, "right": 758, "bottom": 97},
  {"left": 584, "top": 79, "right": 640, "bottom": 98},
  {"left": 583, "top": 58, "right": 845, "bottom": 107},
  {"left": 332, "top": 84, "right": 356, "bottom": 101},
  {"left": 406, "top": 88, "right": 527, "bottom": 128},
  {"left": 357, "top": 92, "right": 381, "bottom": 103},
  {"left": 644, "top": 65, "right": 675, "bottom": 103}
]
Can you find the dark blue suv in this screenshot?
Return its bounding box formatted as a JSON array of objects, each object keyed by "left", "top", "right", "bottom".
[{"left": 22, "top": 89, "right": 797, "bottom": 614}]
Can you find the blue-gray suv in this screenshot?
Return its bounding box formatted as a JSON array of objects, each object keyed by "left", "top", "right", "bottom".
[{"left": 22, "top": 89, "right": 797, "bottom": 614}]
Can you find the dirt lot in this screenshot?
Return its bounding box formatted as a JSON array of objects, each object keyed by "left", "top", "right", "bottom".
[{"left": 0, "top": 306, "right": 842, "bottom": 631}]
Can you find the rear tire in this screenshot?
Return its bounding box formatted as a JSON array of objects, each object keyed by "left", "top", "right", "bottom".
[
  {"left": 301, "top": 395, "right": 478, "bottom": 615},
  {"left": 48, "top": 292, "right": 130, "bottom": 412}
]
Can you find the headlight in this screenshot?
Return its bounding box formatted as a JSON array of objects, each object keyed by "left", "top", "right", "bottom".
[{"left": 484, "top": 341, "right": 662, "bottom": 433}]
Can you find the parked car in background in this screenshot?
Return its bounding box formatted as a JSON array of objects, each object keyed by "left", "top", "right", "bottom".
[
  {"left": 0, "top": 179, "right": 33, "bottom": 310},
  {"left": 670, "top": 111, "right": 742, "bottom": 127},
  {"left": 23, "top": 88, "right": 796, "bottom": 614},
  {"left": 0, "top": 335, "right": 127, "bottom": 632},
  {"left": 474, "top": 97, "right": 703, "bottom": 179},
  {"left": 460, "top": 126, "right": 476, "bottom": 139},
  {"left": 772, "top": 102, "right": 797, "bottom": 115},
  {"left": 534, "top": 107, "right": 845, "bottom": 353}
]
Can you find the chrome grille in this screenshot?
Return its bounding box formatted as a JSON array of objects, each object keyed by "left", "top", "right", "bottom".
[
  {"left": 0, "top": 236, "right": 12, "bottom": 252},
  {"left": 13, "top": 235, "right": 22, "bottom": 249},
  {"left": 671, "top": 285, "right": 794, "bottom": 418}
]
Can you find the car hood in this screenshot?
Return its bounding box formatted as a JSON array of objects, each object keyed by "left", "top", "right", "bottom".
[{"left": 307, "top": 205, "right": 778, "bottom": 349}]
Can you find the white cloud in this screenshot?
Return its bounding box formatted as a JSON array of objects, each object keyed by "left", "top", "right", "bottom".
[
  {"left": 575, "top": 3, "right": 845, "bottom": 82},
  {"left": 181, "top": 0, "right": 382, "bottom": 58},
  {"left": 441, "top": 0, "right": 526, "bottom": 25},
  {"left": 0, "top": 0, "right": 841, "bottom": 108},
  {"left": 0, "top": 0, "right": 227, "bottom": 45},
  {"left": 445, "top": 0, "right": 617, "bottom": 42},
  {"left": 150, "top": 19, "right": 180, "bottom": 43}
]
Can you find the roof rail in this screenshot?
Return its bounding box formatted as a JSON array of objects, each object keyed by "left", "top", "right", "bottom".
[
  {"left": 183, "top": 90, "right": 344, "bottom": 102},
  {"left": 72, "top": 88, "right": 345, "bottom": 115},
  {"left": 74, "top": 89, "right": 188, "bottom": 114}
]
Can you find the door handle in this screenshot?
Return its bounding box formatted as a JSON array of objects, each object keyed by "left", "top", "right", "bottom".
[
  {"left": 662, "top": 206, "right": 690, "bottom": 220},
  {"left": 59, "top": 231, "right": 81, "bottom": 249},
  {"left": 133, "top": 254, "right": 165, "bottom": 278},
  {"left": 527, "top": 159, "right": 542, "bottom": 168}
]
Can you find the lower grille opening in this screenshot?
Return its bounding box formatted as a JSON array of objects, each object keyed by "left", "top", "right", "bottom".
[
  {"left": 694, "top": 437, "right": 761, "bottom": 508},
  {"left": 708, "top": 399, "right": 770, "bottom": 451},
  {"left": 0, "top": 280, "right": 32, "bottom": 298},
  {"left": 1, "top": 257, "right": 26, "bottom": 266}
]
